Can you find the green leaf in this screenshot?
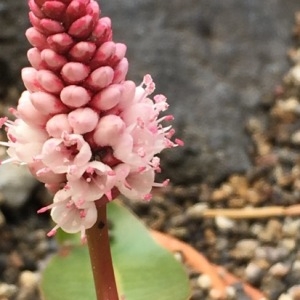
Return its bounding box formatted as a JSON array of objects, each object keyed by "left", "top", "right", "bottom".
[
  {"left": 40, "top": 201, "right": 190, "bottom": 300},
  {"left": 108, "top": 201, "right": 190, "bottom": 300},
  {"left": 40, "top": 245, "right": 95, "bottom": 300}
]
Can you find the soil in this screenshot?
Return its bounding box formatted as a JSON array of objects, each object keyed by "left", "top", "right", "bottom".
[{"left": 2, "top": 10, "right": 300, "bottom": 300}]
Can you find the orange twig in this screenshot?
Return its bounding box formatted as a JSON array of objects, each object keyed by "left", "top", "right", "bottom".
[
  {"left": 216, "top": 266, "right": 266, "bottom": 300},
  {"left": 151, "top": 230, "right": 227, "bottom": 299},
  {"left": 151, "top": 230, "right": 266, "bottom": 300},
  {"left": 201, "top": 204, "right": 300, "bottom": 219}
]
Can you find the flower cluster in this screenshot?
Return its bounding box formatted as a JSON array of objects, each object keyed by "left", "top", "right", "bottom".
[{"left": 0, "top": 0, "right": 181, "bottom": 240}]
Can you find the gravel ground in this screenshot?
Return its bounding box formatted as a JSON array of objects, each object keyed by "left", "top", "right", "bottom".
[{"left": 2, "top": 11, "right": 300, "bottom": 300}]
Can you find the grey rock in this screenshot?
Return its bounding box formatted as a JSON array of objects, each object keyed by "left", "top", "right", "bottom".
[
  {"left": 102, "top": 0, "right": 300, "bottom": 184},
  {"left": 1, "top": 0, "right": 300, "bottom": 183},
  {"left": 0, "top": 164, "right": 37, "bottom": 209}
]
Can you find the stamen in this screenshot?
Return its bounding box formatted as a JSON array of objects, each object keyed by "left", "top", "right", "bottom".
[
  {"left": 152, "top": 179, "right": 169, "bottom": 188},
  {"left": 80, "top": 227, "right": 87, "bottom": 244},
  {"left": 37, "top": 204, "right": 54, "bottom": 213},
  {"left": 143, "top": 193, "right": 152, "bottom": 201},
  {"left": 175, "top": 138, "right": 184, "bottom": 146},
  {"left": 0, "top": 158, "right": 16, "bottom": 165},
  {"left": 105, "top": 190, "right": 112, "bottom": 201},
  {"left": 0, "top": 141, "right": 12, "bottom": 147},
  {"left": 79, "top": 209, "right": 86, "bottom": 218},
  {"left": 0, "top": 117, "right": 8, "bottom": 128},
  {"left": 47, "top": 225, "right": 59, "bottom": 237}
]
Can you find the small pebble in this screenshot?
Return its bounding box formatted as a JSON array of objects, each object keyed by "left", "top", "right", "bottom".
[
  {"left": 0, "top": 282, "right": 17, "bottom": 298},
  {"left": 278, "top": 294, "right": 293, "bottom": 300},
  {"left": 288, "top": 285, "right": 300, "bottom": 299},
  {"left": 245, "top": 262, "right": 265, "bottom": 283},
  {"left": 215, "top": 216, "right": 235, "bottom": 231},
  {"left": 19, "top": 271, "right": 39, "bottom": 289},
  {"left": 196, "top": 274, "right": 211, "bottom": 290},
  {"left": 185, "top": 203, "right": 208, "bottom": 219},
  {"left": 280, "top": 238, "right": 296, "bottom": 251},
  {"left": 231, "top": 239, "right": 259, "bottom": 260},
  {"left": 269, "top": 262, "right": 290, "bottom": 277}
]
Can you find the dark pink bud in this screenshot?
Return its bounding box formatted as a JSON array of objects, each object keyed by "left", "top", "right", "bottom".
[
  {"left": 30, "top": 91, "right": 69, "bottom": 115},
  {"left": 68, "top": 15, "right": 95, "bottom": 39},
  {"left": 41, "top": 1, "right": 67, "bottom": 20},
  {"left": 112, "top": 58, "right": 128, "bottom": 83},
  {"left": 89, "top": 17, "right": 112, "bottom": 46},
  {"left": 86, "top": 1, "right": 100, "bottom": 21},
  {"left": 29, "top": 11, "right": 43, "bottom": 31},
  {"left": 21, "top": 67, "right": 43, "bottom": 92},
  {"left": 47, "top": 33, "right": 74, "bottom": 53},
  {"left": 39, "top": 18, "right": 65, "bottom": 35},
  {"left": 41, "top": 49, "right": 68, "bottom": 71},
  {"left": 28, "top": 0, "right": 44, "bottom": 18},
  {"left": 65, "top": 0, "right": 87, "bottom": 27},
  {"left": 34, "top": 0, "right": 47, "bottom": 7},
  {"left": 27, "top": 48, "right": 45, "bottom": 70},
  {"left": 109, "top": 43, "right": 127, "bottom": 67},
  {"left": 85, "top": 66, "right": 114, "bottom": 91},
  {"left": 90, "top": 84, "right": 122, "bottom": 111},
  {"left": 61, "top": 62, "right": 90, "bottom": 84},
  {"left": 60, "top": 85, "right": 91, "bottom": 108},
  {"left": 37, "top": 70, "right": 65, "bottom": 94},
  {"left": 90, "top": 41, "right": 116, "bottom": 69},
  {"left": 69, "top": 41, "right": 96, "bottom": 63},
  {"left": 57, "top": 0, "right": 72, "bottom": 4},
  {"left": 26, "top": 27, "right": 48, "bottom": 49}
]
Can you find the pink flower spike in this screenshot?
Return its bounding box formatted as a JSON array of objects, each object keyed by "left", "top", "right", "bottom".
[{"left": 0, "top": 0, "right": 182, "bottom": 238}]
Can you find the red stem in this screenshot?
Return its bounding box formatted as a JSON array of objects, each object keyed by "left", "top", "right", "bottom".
[{"left": 86, "top": 204, "right": 119, "bottom": 300}]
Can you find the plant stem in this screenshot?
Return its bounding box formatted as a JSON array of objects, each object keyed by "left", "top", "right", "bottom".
[{"left": 86, "top": 204, "right": 119, "bottom": 300}]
